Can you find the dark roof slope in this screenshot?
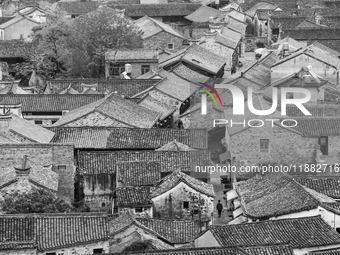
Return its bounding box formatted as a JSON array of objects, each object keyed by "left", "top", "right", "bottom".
[
  {"left": 77, "top": 150, "right": 211, "bottom": 175},
  {"left": 310, "top": 247, "right": 340, "bottom": 255},
  {"left": 0, "top": 94, "right": 104, "bottom": 112},
  {"left": 287, "top": 117, "right": 340, "bottom": 136},
  {"left": 0, "top": 213, "right": 109, "bottom": 252},
  {"left": 294, "top": 178, "right": 340, "bottom": 199},
  {"left": 284, "top": 105, "right": 340, "bottom": 117},
  {"left": 206, "top": 216, "right": 340, "bottom": 248},
  {"left": 49, "top": 127, "right": 207, "bottom": 149},
  {"left": 115, "top": 186, "right": 152, "bottom": 207},
  {"left": 135, "top": 218, "right": 201, "bottom": 244}
]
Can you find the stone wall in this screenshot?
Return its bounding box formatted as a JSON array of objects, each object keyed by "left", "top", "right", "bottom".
[
  {"left": 230, "top": 124, "right": 317, "bottom": 167},
  {"left": 152, "top": 182, "right": 214, "bottom": 220},
  {"left": 143, "top": 31, "right": 185, "bottom": 53},
  {"left": 117, "top": 207, "right": 153, "bottom": 217},
  {"left": 65, "top": 112, "right": 130, "bottom": 127},
  {"left": 0, "top": 144, "right": 75, "bottom": 202},
  {"left": 0, "top": 249, "right": 36, "bottom": 255},
  {"left": 37, "top": 240, "right": 110, "bottom": 255},
  {"left": 84, "top": 174, "right": 115, "bottom": 211}
]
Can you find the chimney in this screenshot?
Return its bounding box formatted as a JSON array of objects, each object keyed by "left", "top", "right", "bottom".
[
  {"left": 282, "top": 42, "right": 289, "bottom": 57},
  {"left": 14, "top": 155, "right": 31, "bottom": 177}
]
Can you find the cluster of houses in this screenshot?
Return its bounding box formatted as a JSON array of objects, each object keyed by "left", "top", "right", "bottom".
[{"left": 1, "top": 0, "right": 340, "bottom": 255}]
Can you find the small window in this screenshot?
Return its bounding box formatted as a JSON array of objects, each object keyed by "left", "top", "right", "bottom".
[
  {"left": 35, "top": 120, "right": 43, "bottom": 125},
  {"left": 58, "top": 165, "right": 66, "bottom": 170},
  {"left": 52, "top": 120, "right": 57, "bottom": 124},
  {"left": 141, "top": 65, "right": 150, "bottom": 75},
  {"left": 71, "top": 15, "right": 76, "bottom": 18},
  {"left": 260, "top": 139, "right": 269, "bottom": 152},
  {"left": 336, "top": 228, "right": 340, "bottom": 234},
  {"left": 101, "top": 203, "right": 106, "bottom": 207},
  {"left": 93, "top": 249, "right": 103, "bottom": 254},
  {"left": 167, "top": 43, "right": 174, "bottom": 50},
  {"left": 46, "top": 253, "right": 56, "bottom": 255},
  {"left": 135, "top": 207, "right": 143, "bottom": 213},
  {"left": 183, "top": 201, "right": 190, "bottom": 209}
]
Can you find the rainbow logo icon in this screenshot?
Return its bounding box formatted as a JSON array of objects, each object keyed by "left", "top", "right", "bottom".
[{"left": 198, "top": 82, "right": 223, "bottom": 115}]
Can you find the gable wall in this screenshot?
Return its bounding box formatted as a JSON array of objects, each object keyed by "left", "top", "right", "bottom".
[
  {"left": 4, "top": 18, "right": 39, "bottom": 41},
  {"left": 271, "top": 54, "right": 338, "bottom": 84},
  {"left": 143, "top": 31, "right": 185, "bottom": 53},
  {"left": 152, "top": 182, "right": 214, "bottom": 220}
]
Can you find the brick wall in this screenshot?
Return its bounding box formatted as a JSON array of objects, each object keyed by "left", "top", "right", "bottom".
[
  {"left": 152, "top": 182, "right": 214, "bottom": 220},
  {"left": 143, "top": 31, "right": 185, "bottom": 53},
  {"left": 129, "top": 63, "right": 159, "bottom": 79},
  {"left": 65, "top": 112, "right": 130, "bottom": 127},
  {"left": 0, "top": 144, "right": 75, "bottom": 202}
]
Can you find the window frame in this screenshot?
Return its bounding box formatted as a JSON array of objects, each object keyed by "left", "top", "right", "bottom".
[
  {"left": 141, "top": 65, "right": 150, "bottom": 75},
  {"left": 109, "top": 62, "right": 125, "bottom": 77},
  {"left": 167, "top": 43, "right": 174, "bottom": 50},
  {"left": 260, "top": 139, "right": 269, "bottom": 152}
]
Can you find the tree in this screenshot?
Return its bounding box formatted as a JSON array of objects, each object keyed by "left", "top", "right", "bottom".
[
  {"left": 1, "top": 188, "right": 73, "bottom": 214},
  {"left": 123, "top": 240, "right": 155, "bottom": 252},
  {"left": 16, "top": 7, "right": 143, "bottom": 80}
]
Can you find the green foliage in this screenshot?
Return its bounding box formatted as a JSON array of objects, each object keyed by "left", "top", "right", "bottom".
[
  {"left": 17, "top": 7, "right": 143, "bottom": 79},
  {"left": 1, "top": 188, "right": 73, "bottom": 214}
]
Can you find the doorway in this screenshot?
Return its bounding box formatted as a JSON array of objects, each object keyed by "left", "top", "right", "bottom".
[{"left": 319, "top": 136, "right": 328, "bottom": 155}]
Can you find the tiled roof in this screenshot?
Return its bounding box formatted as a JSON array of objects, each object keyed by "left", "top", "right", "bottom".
[
  {"left": 283, "top": 28, "right": 340, "bottom": 40},
  {"left": 56, "top": 1, "right": 98, "bottom": 15},
  {"left": 287, "top": 117, "right": 340, "bottom": 136},
  {"left": 0, "top": 213, "right": 109, "bottom": 252},
  {"left": 49, "top": 127, "right": 207, "bottom": 149},
  {"left": 0, "top": 17, "right": 13, "bottom": 25},
  {"left": 0, "top": 94, "right": 104, "bottom": 112},
  {"left": 77, "top": 150, "right": 211, "bottom": 175},
  {"left": 138, "top": 94, "right": 177, "bottom": 120},
  {"left": 0, "top": 40, "right": 34, "bottom": 58},
  {"left": 47, "top": 79, "right": 160, "bottom": 97},
  {"left": 310, "top": 41, "right": 340, "bottom": 57},
  {"left": 159, "top": 48, "right": 187, "bottom": 68},
  {"left": 170, "top": 63, "right": 210, "bottom": 83},
  {"left": 181, "top": 44, "right": 226, "bottom": 74},
  {"left": 107, "top": 3, "right": 202, "bottom": 17},
  {"left": 284, "top": 105, "right": 340, "bottom": 117},
  {"left": 321, "top": 203, "right": 340, "bottom": 215},
  {"left": 294, "top": 178, "right": 340, "bottom": 199},
  {"left": 52, "top": 93, "right": 161, "bottom": 128},
  {"left": 105, "top": 49, "right": 159, "bottom": 62},
  {"left": 185, "top": 5, "right": 223, "bottom": 22},
  {"left": 205, "top": 216, "right": 340, "bottom": 248},
  {"left": 324, "top": 85, "right": 340, "bottom": 103},
  {"left": 310, "top": 247, "right": 340, "bottom": 255},
  {"left": 111, "top": 244, "right": 295, "bottom": 255},
  {"left": 151, "top": 171, "right": 215, "bottom": 197},
  {"left": 155, "top": 140, "right": 196, "bottom": 151},
  {"left": 271, "top": 44, "right": 340, "bottom": 69},
  {"left": 116, "top": 162, "right": 161, "bottom": 187},
  {"left": 235, "top": 173, "right": 320, "bottom": 219},
  {"left": 134, "top": 16, "right": 183, "bottom": 40},
  {"left": 115, "top": 186, "right": 153, "bottom": 207},
  {"left": 215, "top": 32, "right": 240, "bottom": 49},
  {"left": 245, "top": 2, "right": 278, "bottom": 17},
  {"left": 136, "top": 218, "right": 201, "bottom": 244},
  {"left": 3, "top": 114, "right": 55, "bottom": 143}
]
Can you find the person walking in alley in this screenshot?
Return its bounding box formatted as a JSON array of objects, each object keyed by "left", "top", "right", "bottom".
[{"left": 216, "top": 200, "right": 223, "bottom": 218}]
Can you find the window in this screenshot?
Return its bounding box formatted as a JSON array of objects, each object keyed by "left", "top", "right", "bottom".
[
  {"left": 58, "top": 165, "right": 66, "bottom": 170},
  {"left": 260, "top": 139, "right": 269, "bottom": 152},
  {"left": 109, "top": 62, "right": 125, "bottom": 77},
  {"left": 35, "top": 120, "right": 43, "bottom": 125},
  {"left": 135, "top": 207, "right": 143, "bottom": 213},
  {"left": 101, "top": 202, "right": 106, "bottom": 207},
  {"left": 46, "top": 253, "right": 56, "bottom": 255},
  {"left": 183, "top": 201, "right": 190, "bottom": 209},
  {"left": 167, "top": 43, "right": 174, "bottom": 50},
  {"left": 93, "top": 248, "right": 103, "bottom": 254},
  {"left": 71, "top": 15, "right": 76, "bottom": 18},
  {"left": 141, "top": 65, "right": 150, "bottom": 75}
]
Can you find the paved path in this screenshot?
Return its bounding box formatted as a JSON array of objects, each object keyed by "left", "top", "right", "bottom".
[{"left": 209, "top": 165, "right": 231, "bottom": 225}]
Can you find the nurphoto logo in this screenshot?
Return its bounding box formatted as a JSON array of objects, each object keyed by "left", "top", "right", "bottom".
[{"left": 200, "top": 83, "right": 312, "bottom": 128}]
